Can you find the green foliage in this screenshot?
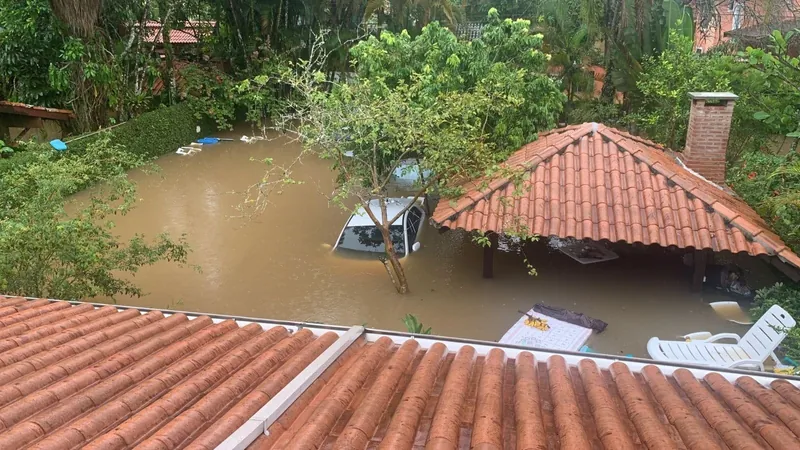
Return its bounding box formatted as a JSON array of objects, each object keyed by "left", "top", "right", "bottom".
[
  {"left": 303, "top": 77, "right": 509, "bottom": 199},
  {"left": 179, "top": 64, "right": 238, "bottom": 130},
  {"left": 349, "top": 12, "right": 565, "bottom": 153},
  {"left": 751, "top": 283, "right": 800, "bottom": 361},
  {"left": 565, "top": 100, "right": 621, "bottom": 125},
  {"left": 0, "top": 0, "right": 65, "bottom": 105},
  {"left": 728, "top": 152, "right": 800, "bottom": 252},
  {"left": 0, "top": 149, "right": 47, "bottom": 179},
  {"left": 744, "top": 30, "right": 800, "bottom": 139},
  {"left": 402, "top": 314, "right": 432, "bottom": 334},
  {"left": 632, "top": 42, "right": 784, "bottom": 159},
  {"left": 535, "top": 0, "right": 601, "bottom": 102},
  {"left": 234, "top": 57, "right": 291, "bottom": 129},
  {"left": 0, "top": 138, "right": 191, "bottom": 299},
  {"left": 365, "top": 0, "right": 459, "bottom": 34},
  {"left": 0, "top": 140, "right": 14, "bottom": 157},
  {"left": 631, "top": 30, "right": 730, "bottom": 149},
  {"left": 265, "top": 13, "right": 561, "bottom": 293},
  {"left": 70, "top": 103, "right": 200, "bottom": 160}
]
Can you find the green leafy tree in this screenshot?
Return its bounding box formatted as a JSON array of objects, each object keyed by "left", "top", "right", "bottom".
[
  {"left": 0, "top": 0, "right": 65, "bottom": 106},
  {"left": 350, "top": 10, "right": 565, "bottom": 151},
  {"left": 532, "top": 0, "right": 602, "bottom": 104},
  {"left": 0, "top": 138, "right": 192, "bottom": 299},
  {"left": 178, "top": 64, "right": 238, "bottom": 130},
  {"left": 631, "top": 30, "right": 730, "bottom": 149},
  {"left": 287, "top": 75, "right": 513, "bottom": 294},
  {"left": 751, "top": 283, "right": 800, "bottom": 363},
  {"left": 248, "top": 12, "right": 562, "bottom": 293},
  {"left": 745, "top": 30, "right": 800, "bottom": 143},
  {"left": 727, "top": 151, "right": 800, "bottom": 253}
]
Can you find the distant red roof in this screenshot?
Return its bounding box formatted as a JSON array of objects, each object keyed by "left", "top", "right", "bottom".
[
  {"left": 143, "top": 20, "right": 215, "bottom": 45},
  {"left": 0, "top": 101, "right": 74, "bottom": 121},
  {"left": 432, "top": 123, "right": 800, "bottom": 268},
  {"left": 1, "top": 296, "right": 800, "bottom": 449}
]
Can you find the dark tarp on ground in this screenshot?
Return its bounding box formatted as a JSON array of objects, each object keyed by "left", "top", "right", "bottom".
[{"left": 533, "top": 303, "right": 608, "bottom": 333}]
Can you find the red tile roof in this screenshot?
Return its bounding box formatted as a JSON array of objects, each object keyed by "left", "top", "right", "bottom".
[
  {"left": 143, "top": 21, "right": 216, "bottom": 45},
  {"left": 431, "top": 123, "right": 800, "bottom": 268},
  {"left": 0, "top": 101, "right": 75, "bottom": 121},
  {"left": 1, "top": 296, "right": 800, "bottom": 449}
]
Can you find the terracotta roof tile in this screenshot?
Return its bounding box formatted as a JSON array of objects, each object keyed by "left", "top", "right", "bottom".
[
  {"left": 431, "top": 123, "right": 800, "bottom": 267},
  {"left": 2, "top": 298, "right": 800, "bottom": 449},
  {"left": 247, "top": 339, "right": 800, "bottom": 450}
]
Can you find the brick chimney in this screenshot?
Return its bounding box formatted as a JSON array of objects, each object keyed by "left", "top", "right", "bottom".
[{"left": 683, "top": 92, "right": 738, "bottom": 184}]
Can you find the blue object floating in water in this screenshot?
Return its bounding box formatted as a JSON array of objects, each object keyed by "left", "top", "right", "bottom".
[
  {"left": 50, "top": 139, "right": 68, "bottom": 151},
  {"left": 196, "top": 137, "right": 220, "bottom": 145}
]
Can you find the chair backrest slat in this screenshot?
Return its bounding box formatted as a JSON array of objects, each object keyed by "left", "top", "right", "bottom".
[{"left": 740, "top": 305, "right": 796, "bottom": 360}]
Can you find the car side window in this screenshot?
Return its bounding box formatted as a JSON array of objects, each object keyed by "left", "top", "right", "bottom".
[{"left": 406, "top": 206, "right": 423, "bottom": 246}]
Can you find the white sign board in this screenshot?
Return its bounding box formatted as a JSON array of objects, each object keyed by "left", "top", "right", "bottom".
[{"left": 499, "top": 309, "right": 592, "bottom": 351}]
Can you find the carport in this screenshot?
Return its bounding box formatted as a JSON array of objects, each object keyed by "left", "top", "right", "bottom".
[{"left": 431, "top": 96, "right": 800, "bottom": 287}]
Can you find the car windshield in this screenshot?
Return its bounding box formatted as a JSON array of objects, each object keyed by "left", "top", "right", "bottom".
[{"left": 337, "top": 225, "right": 405, "bottom": 255}]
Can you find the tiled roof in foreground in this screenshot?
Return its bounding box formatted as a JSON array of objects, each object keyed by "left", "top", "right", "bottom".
[
  {"left": 431, "top": 123, "right": 800, "bottom": 269},
  {"left": 1, "top": 296, "right": 800, "bottom": 449}
]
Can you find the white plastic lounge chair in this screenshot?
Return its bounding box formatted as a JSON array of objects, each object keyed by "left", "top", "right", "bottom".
[{"left": 647, "top": 305, "right": 796, "bottom": 371}]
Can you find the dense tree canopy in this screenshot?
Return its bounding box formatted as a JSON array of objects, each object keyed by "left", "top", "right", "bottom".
[{"left": 256, "top": 10, "right": 562, "bottom": 293}]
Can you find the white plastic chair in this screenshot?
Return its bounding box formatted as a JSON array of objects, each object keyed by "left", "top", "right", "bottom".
[{"left": 647, "top": 305, "right": 796, "bottom": 371}]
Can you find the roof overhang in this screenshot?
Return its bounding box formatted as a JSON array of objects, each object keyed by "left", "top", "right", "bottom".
[{"left": 431, "top": 123, "right": 800, "bottom": 270}]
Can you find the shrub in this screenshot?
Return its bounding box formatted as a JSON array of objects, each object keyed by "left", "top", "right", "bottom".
[
  {"left": 728, "top": 151, "right": 800, "bottom": 252},
  {"left": 0, "top": 148, "right": 48, "bottom": 178},
  {"left": 565, "top": 100, "right": 622, "bottom": 126},
  {"left": 0, "top": 104, "right": 199, "bottom": 179},
  {"left": 751, "top": 283, "right": 800, "bottom": 361},
  {"left": 69, "top": 103, "right": 200, "bottom": 160},
  {"left": 0, "top": 137, "right": 191, "bottom": 299},
  {"left": 631, "top": 31, "right": 730, "bottom": 149},
  {"left": 178, "top": 64, "right": 237, "bottom": 130}
]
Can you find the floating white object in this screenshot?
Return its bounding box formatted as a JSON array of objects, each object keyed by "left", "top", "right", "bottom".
[
  {"left": 709, "top": 301, "right": 753, "bottom": 325},
  {"left": 499, "top": 309, "right": 592, "bottom": 351},
  {"left": 558, "top": 240, "right": 618, "bottom": 264},
  {"left": 176, "top": 146, "right": 200, "bottom": 156},
  {"left": 240, "top": 135, "right": 265, "bottom": 144}
]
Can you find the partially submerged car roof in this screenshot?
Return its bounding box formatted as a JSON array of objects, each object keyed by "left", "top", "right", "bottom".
[{"left": 347, "top": 197, "right": 422, "bottom": 227}]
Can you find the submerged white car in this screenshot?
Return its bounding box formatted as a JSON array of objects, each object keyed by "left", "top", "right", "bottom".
[{"left": 333, "top": 198, "right": 426, "bottom": 258}]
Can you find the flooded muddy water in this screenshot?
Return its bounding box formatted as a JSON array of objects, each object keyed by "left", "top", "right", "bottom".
[{"left": 86, "top": 132, "right": 770, "bottom": 357}]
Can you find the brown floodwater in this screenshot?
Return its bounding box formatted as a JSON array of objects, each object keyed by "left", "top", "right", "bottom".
[{"left": 81, "top": 131, "right": 777, "bottom": 357}]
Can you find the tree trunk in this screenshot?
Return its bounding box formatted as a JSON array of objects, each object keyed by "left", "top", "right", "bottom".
[
  {"left": 380, "top": 227, "right": 409, "bottom": 294},
  {"left": 157, "top": 0, "right": 175, "bottom": 105}
]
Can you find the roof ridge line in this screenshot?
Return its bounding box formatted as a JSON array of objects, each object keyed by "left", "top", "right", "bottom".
[{"left": 219, "top": 325, "right": 365, "bottom": 449}]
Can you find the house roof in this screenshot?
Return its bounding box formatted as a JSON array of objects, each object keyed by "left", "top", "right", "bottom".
[
  {"left": 143, "top": 21, "right": 216, "bottom": 45},
  {"left": 0, "top": 101, "right": 74, "bottom": 121},
  {"left": 1, "top": 296, "right": 800, "bottom": 449},
  {"left": 431, "top": 123, "right": 800, "bottom": 268}
]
